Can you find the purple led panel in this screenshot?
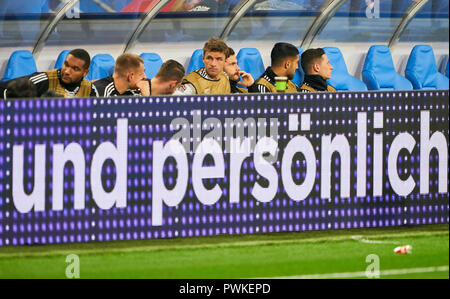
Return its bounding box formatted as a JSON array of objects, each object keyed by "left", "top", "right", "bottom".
[
  {"left": 0, "top": 90, "right": 448, "bottom": 247},
  {"left": 0, "top": 100, "right": 6, "bottom": 247},
  {"left": 1, "top": 98, "right": 95, "bottom": 246}
]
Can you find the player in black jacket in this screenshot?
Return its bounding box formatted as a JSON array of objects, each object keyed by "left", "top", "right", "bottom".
[
  {"left": 91, "top": 55, "right": 185, "bottom": 97},
  {"left": 224, "top": 47, "right": 259, "bottom": 94},
  {"left": 91, "top": 53, "right": 149, "bottom": 97},
  {"left": 254, "top": 43, "right": 301, "bottom": 93},
  {"left": 2, "top": 49, "right": 92, "bottom": 99}
]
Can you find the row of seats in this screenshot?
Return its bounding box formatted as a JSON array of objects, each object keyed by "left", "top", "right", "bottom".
[
  {"left": 2, "top": 45, "right": 449, "bottom": 91},
  {"left": 364, "top": 45, "right": 449, "bottom": 90},
  {"left": 1, "top": 50, "right": 163, "bottom": 83}
]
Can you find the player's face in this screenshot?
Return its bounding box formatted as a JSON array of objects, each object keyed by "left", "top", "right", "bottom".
[
  {"left": 318, "top": 54, "right": 333, "bottom": 80},
  {"left": 203, "top": 51, "right": 226, "bottom": 80},
  {"left": 61, "top": 54, "right": 89, "bottom": 84},
  {"left": 286, "top": 55, "right": 299, "bottom": 80},
  {"left": 224, "top": 54, "right": 240, "bottom": 82},
  {"left": 129, "top": 63, "right": 147, "bottom": 88},
  {"left": 164, "top": 80, "right": 182, "bottom": 95}
]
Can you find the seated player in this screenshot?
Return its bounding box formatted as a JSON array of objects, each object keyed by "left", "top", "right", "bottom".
[
  {"left": 91, "top": 53, "right": 149, "bottom": 97},
  {"left": 254, "top": 42, "right": 301, "bottom": 93},
  {"left": 150, "top": 59, "right": 185, "bottom": 95},
  {"left": 174, "top": 37, "right": 231, "bottom": 95},
  {"left": 224, "top": 47, "right": 259, "bottom": 94},
  {"left": 2, "top": 49, "right": 92, "bottom": 99},
  {"left": 92, "top": 55, "right": 185, "bottom": 97},
  {"left": 299, "top": 48, "right": 336, "bottom": 93}
]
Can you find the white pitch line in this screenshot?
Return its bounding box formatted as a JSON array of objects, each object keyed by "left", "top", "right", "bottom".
[
  {"left": 351, "top": 235, "right": 401, "bottom": 245},
  {"left": 260, "top": 266, "right": 449, "bottom": 279}
]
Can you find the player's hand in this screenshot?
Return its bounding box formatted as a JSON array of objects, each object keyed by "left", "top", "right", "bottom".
[
  {"left": 136, "top": 79, "right": 150, "bottom": 96},
  {"left": 238, "top": 71, "right": 254, "bottom": 87}
]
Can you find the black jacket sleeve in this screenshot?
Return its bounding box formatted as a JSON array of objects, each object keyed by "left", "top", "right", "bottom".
[
  {"left": 28, "top": 72, "right": 50, "bottom": 97},
  {"left": 254, "top": 83, "right": 271, "bottom": 93},
  {"left": 2, "top": 73, "right": 49, "bottom": 98},
  {"left": 0, "top": 81, "right": 7, "bottom": 99},
  {"left": 247, "top": 83, "right": 260, "bottom": 93}
]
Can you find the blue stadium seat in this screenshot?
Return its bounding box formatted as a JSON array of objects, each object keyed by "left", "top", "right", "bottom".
[
  {"left": 85, "top": 54, "right": 115, "bottom": 81},
  {"left": 292, "top": 46, "right": 304, "bottom": 87},
  {"left": 362, "top": 45, "right": 413, "bottom": 91},
  {"left": 446, "top": 60, "right": 449, "bottom": 78},
  {"left": 140, "top": 53, "right": 163, "bottom": 79},
  {"left": 405, "top": 45, "right": 449, "bottom": 90},
  {"left": 1, "top": 50, "right": 38, "bottom": 82},
  {"left": 187, "top": 49, "right": 204, "bottom": 74},
  {"left": 237, "top": 48, "right": 265, "bottom": 82},
  {"left": 323, "top": 47, "right": 368, "bottom": 91},
  {"left": 54, "top": 50, "right": 70, "bottom": 69}
]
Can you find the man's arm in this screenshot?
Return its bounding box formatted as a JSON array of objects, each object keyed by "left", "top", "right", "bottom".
[
  {"left": 247, "top": 83, "right": 260, "bottom": 93},
  {"left": 173, "top": 82, "right": 197, "bottom": 96},
  {"left": 136, "top": 79, "right": 151, "bottom": 96},
  {"left": 28, "top": 72, "right": 50, "bottom": 97},
  {"left": 254, "top": 83, "right": 271, "bottom": 93}
]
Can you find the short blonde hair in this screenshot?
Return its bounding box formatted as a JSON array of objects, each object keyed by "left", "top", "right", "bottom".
[
  {"left": 115, "top": 53, "right": 144, "bottom": 76},
  {"left": 155, "top": 60, "right": 185, "bottom": 82}
]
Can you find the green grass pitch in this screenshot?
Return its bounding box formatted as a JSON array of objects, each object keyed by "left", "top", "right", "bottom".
[{"left": 0, "top": 224, "right": 448, "bottom": 279}]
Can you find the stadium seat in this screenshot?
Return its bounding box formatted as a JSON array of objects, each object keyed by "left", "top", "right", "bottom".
[
  {"left": 405, "top": 45, "right": 449, "bottom": 90},
  {"left": 445, "top": 60, "right": 449, "bottom": 78},
  {"left": 1, "top": 50, "right": 38, "bottom": 82},
  {"left": 292, "top": 46, "right": 304, "bottom": 87},
  {"left": 187, "top": 49, "right": 204, "bottom": 74},
  {"left": 54, "top": 50, "right": 70, "bottom": 69},
  {"left": 362, "top": 45, "right": 413, "bottom": 91},
  {"left": 323, "top": 47, "right": 368, "bottom": 91},
  {"left": 85, "top": 54, "right": 115, "bottom": 81},
  {"left": 236, "top": 48, "right": 265, "bottom": 82},
  {"left": 140, "top": 52, "right": 163, "bottom": 79}
]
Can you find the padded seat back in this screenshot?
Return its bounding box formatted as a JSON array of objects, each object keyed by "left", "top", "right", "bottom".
[
  {"left": 405, "top": 45, "right": 449, "bottom": 90},
  {"left": 187, "top": 49, "right": 204, "bottom": 74},
  {"left": 292, "top": 46, "right": 304, "bottom": 87},
  {"left": 2, "top": 50, "right": 38, "bottom": 82},
  {"left": 140, "top": 52, "right": 163, "bottom": 79},
  {"left": 54, "top": 50, "right": 70, "bottom": 69},
  {"left": 446, "top": 60, "right": 449, "bottom": 78},
  {"left": 362, "top": 45, "right": 412, "bottom": 91},
  {"left": 236, "top": 48, "right": 265, "bottom": 82},
  {"left": 85, "top": 54, "right": 115, "bottom": 81},
  {"left": 324, "top": 47, "right": 367, "bottom": 91}
]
